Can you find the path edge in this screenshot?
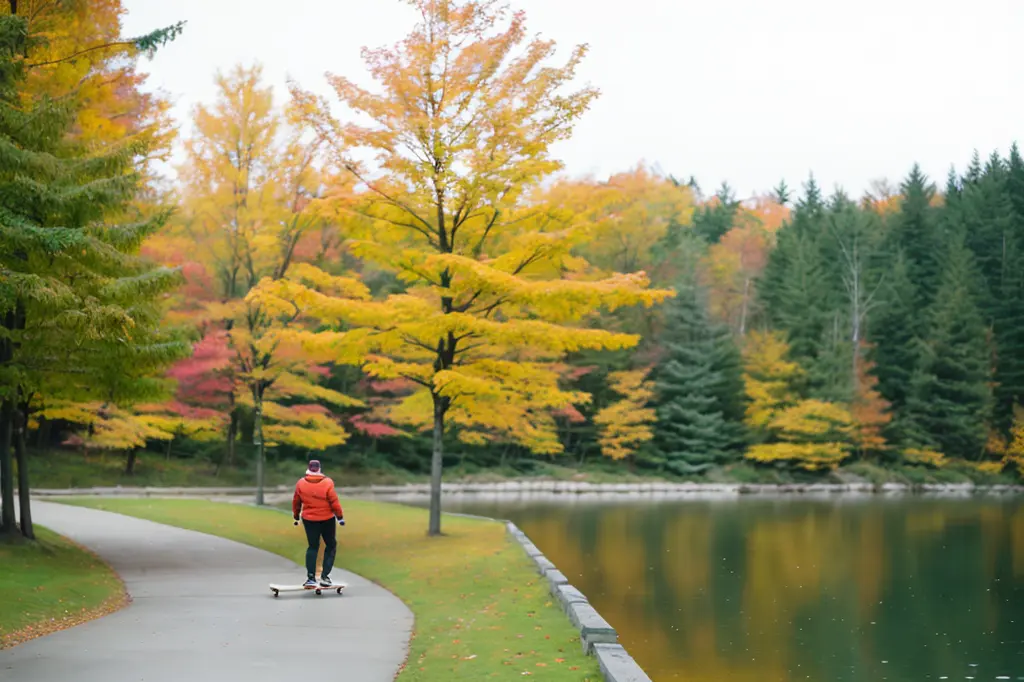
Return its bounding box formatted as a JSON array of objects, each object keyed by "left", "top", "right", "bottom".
[
  {"left": 0, "top": 527, "right": 131, "bottom": 650},
  {"left": 46, "top": 498, "right": 416, "bottom": 679}
]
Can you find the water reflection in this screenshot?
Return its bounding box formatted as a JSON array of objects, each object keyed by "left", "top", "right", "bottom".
[{"left": 432, "top": 496, "right": 1024, "bottom": 681}]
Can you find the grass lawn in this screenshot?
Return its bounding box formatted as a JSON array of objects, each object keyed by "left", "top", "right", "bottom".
[
  {"left": 60, "top": 497, "right": 602, "bottom": 681},
  {"left": 0, "top": 526, "right": 126, "bottom": 649}
]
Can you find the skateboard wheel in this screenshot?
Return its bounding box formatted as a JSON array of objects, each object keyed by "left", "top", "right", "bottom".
[
  {"left": 315, "top": 589, "right": 322, "bottom": 595},
  {"left": 272, "top": 590, "right": 279, "bottom": 597},
  {"left": 336, "top": 588, "right": 342, "bottom": 594}
]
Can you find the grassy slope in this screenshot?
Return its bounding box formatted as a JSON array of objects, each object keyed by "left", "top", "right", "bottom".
[
  {"left": 60, "top": 497, "right": 601, "bottom": 681},
  {"left": 0, "top": 526, "right": 126, "bottom": 649}
]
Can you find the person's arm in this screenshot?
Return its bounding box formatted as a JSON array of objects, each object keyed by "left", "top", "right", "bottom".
[
  {"left": 327, "top": 480, "right": 344, "bottom": 520},
  {"left": 292, "top": 483, "right": 302, "bottom": 520}
]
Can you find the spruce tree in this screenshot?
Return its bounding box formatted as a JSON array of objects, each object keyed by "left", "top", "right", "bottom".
[
  {"left": 651, "top": 281, "right": 746, "bottom": 475},
  {"left": 996, "top": 144, "right": 1024, "bottom": 430},
  {"left": 868, "top": 165, "right": 942, "bottom": 449},
  {"left": 758, "top": 176, "right": 832, "bottom": 365},
  {"left": 869, "top": 254, "right": 918, "bottom": 428},
  {"left": 900, "top": 236, "right": 993, "bottom": 459},
  {"left": 691, "top": 182, "right": 739, "bottom": 244},
  {"left": 0, "top": 12, "right": 185, "bottom": 538},
  {"left": 889, "top": 164, "right": 941, "bottom": 307}
]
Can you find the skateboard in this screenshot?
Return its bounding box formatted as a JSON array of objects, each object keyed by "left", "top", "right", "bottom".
[
  {"left": 273, "top": 518, "right": 348, "bottom": 597},
  {"left": 269, "top": 581, "right": 346, "bottom": 597}
]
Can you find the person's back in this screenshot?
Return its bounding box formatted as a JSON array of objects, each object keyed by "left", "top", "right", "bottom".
[{"left": 292, "top": 460, "right": 344, "bottom": 587}]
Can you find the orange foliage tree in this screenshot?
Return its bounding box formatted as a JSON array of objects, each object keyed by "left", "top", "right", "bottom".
[
  {"left": 700, "top": 197, "right": 783, "bottom": 336},
  {"left": 849, "top": 344, "right": 891, "bottom": 457}
]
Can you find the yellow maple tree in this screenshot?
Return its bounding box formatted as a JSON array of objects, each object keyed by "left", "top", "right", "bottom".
[
  {"left": 594, "top": 368, "right": 657, "bottom": 460},
  {"left": 742, "top": 331, "right": 854, "bottom": 471},
  {"left": 1005, "top": 405, "right": 1024, "bottom": 476},
  {"left": 160, "top": 65, "right": 365, "bottom": 499},
  {"left": 741, "top": 330, "right": 803, "bottom": 430},
  {"left": 541, "top": 164, "right": 695, "bottom": 275},
  {"left": 283, "top": 0, "right": 672, "bottom": 533}
]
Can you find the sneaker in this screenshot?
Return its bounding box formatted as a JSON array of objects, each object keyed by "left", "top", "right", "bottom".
[
  {"left": 303, "top": 577, "right": 317, "bottom": 588},
  {"left": 319, "top": 575, "right": 332, "bottom": 587}
]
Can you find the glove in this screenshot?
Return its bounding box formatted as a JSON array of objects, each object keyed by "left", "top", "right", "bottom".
[{"left": 338, "top": 517, "right": 345, "bottom": 526}]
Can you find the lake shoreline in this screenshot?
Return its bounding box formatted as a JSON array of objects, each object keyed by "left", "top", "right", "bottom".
[{"left": 31, "top": 480, "right": 1024, "bottom": 500}]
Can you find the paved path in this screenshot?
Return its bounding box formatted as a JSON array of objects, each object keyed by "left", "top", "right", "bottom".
[{"left": 0, "top": 501, "right": 413, "bottom": 682}]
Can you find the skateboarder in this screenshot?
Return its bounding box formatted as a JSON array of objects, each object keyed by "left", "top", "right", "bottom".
[{"left": 292, "top": 459, "right": 344, "bottom": 588}]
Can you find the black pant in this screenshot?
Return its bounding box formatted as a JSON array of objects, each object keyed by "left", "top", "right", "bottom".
[{"left": 302, "top": 518, "right": 337, "bottom": 579}]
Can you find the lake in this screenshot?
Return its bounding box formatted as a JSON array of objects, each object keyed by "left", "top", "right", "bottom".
[{"left": 420, "top": 495, "right": 1024, "bottom": 681}]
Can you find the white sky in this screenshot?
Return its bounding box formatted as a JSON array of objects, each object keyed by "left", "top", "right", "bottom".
[{"left": 123, "top": 0, "right": 1023, "bottom": 201}]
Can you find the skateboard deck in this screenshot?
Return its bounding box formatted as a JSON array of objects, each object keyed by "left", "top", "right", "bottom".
[{"left": 269, "top": 581, "right": 346, "bottom": 597}]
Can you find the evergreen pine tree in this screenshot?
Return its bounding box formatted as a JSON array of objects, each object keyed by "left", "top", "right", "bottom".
[
  {"left": 957, "top": 151, "right": 1021, "bottom": 434},
  {"left": 772, "top": 179, "right": 791, "bottom": 207},
  {"left": 868, "top": 165, "right": 943, "bottom": 449},
  {"left": 0, "top": 12, "right": 185, "bottom": 538},
  {"left": 890, "top": 164, "right": 941, "bottom": 307},
  {"left": 758, "top": 175, "right": 832, "bottom": 365},
  {"left": 868, "top": 254, "right": 917, "bottom": 430},
  {"left": 900, "top": 236, "right": 993, "bottom": 459},
  {"left": 995, "top": 144, "right": 1024, "bottom": 430},
  {"left": 691, "top": 182, "right": 739, "bottom": 244},
  {"left": 651, "top": 281, "right": 747, "bottom": 475}
]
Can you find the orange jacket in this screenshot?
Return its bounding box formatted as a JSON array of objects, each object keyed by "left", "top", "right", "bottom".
[{"left": 292, "top": 473, "right": 344, "bottom": 522}]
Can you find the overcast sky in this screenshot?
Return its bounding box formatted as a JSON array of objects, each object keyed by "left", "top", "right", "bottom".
[{"left": 122, "top": 0, "right": 1023, "bottom": 201}]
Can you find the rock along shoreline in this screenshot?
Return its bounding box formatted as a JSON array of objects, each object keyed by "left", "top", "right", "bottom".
[{"left": 501, "top": 518, "right": 651, "bottom": 682}]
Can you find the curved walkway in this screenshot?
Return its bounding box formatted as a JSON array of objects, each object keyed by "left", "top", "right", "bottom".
[{"left": 0, "top": 501, "right": 413, "bottom": 681}]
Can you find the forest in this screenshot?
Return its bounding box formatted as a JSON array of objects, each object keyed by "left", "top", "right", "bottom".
[{"left": 2, "top": 0, "right": 1024, "bottom": 538}]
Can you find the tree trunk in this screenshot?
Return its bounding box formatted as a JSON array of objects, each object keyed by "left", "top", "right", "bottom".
[
  {"left": 15, "top": 402, "right": 32, "bottom": 540},
  {"left": 165, "top": 437, "right": 173, "bottom": 461},
  {"left": 217, "top": 410, "right": 238, "bottom": 476},
  {"left": 35, "top": 416, "right": 47, "bottom": 448},
  {"left": 253, "top": 392, "right": 265, "bottom": 506},
  {"left": 739, "top": 276, "right": 751, "bottom": 337},
  {"left": 428, "top": 393, "right": 445, "bottom": 536},
  {"left": 226, "top": 410, "right": 238, "bottom": 465},
  {"left": 125, "top": 448, "right": 138, "bottom": 475},
  {"left": 0, "top": 399, "right": 14, "bottom": 536}
]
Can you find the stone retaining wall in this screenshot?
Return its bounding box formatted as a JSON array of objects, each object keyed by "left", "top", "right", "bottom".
[{"left": 504, "top": 520, "right": 653, "bottom": 682}]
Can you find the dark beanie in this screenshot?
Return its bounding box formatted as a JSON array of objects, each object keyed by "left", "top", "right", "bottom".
[{"left": 308, "top": 459, "right": 321, "bottom": 473}]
